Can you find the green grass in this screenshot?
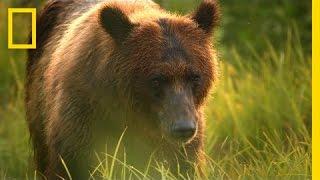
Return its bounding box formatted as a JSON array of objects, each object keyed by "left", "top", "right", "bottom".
[
  {"left": 0, "top": 0, "right": 311, "bottom": 179},
  {"left": 203, "top": 28, "right": 311, "bottom": 179}
]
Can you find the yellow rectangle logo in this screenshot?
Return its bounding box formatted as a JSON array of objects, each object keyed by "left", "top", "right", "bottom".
[{"left": 8, "top": 8, "right": 36, "bottom": 49}]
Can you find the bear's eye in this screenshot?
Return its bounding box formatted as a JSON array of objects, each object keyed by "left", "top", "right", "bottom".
[
  {"left": 188, "top": 74, "right": 201, "bottom": 84},
  {"left": 150, "top": 75, "right": 167, "bottom": 89}
]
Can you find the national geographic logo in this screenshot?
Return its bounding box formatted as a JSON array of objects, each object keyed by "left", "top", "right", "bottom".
[{"left": 8, "top": 8, "right": 36, "bottom": 49}]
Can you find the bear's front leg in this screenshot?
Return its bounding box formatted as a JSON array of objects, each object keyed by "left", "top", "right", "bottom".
[
  {"left": 44, "top": 99, "right": 93, "bottom": 180},
  {"left": 46, "top": 148, "right": 91, "bottom": 180}
]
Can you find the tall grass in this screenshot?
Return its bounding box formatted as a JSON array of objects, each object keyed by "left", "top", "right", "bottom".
[{"left": 203, "top": 27, "right": 311, "bottom": 179}]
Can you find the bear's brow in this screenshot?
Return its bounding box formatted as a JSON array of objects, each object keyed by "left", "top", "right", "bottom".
[{"left": 157, "top": 18, "right": 188, "bottom": 61}]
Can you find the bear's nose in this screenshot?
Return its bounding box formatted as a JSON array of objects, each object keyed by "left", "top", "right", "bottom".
[{"left": 171, "top": 120, "right": 196, "bottom": 140}]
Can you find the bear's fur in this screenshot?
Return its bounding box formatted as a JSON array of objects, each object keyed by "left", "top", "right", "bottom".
[{"left": 26, "top": 0, "right": 220, "bottom": 179}]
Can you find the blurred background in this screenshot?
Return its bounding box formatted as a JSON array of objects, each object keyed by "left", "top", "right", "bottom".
[{"left": 0, "top": 0, "right": 311, "bottom": 179}]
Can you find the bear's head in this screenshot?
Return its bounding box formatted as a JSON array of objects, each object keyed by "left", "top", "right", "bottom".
[{"left": 99, "top": 0, "right": 219, "bottom": 144}]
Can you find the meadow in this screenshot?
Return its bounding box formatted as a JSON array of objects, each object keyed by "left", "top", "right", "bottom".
[{"left": 0, "top": 0, "right": 311, "bottom": 179}]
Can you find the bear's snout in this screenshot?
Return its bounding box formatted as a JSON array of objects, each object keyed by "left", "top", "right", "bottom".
[
  {"left": 170, "top": 120, "right": 196, "bottom": 141},
  {"left": 157, "top": 85, "right": 199, "bottom": 143}
]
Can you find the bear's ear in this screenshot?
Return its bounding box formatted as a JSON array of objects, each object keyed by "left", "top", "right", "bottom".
[
  {"left": 191, "top": 0, "right": 220, "bottom": 34},
  {"left": 100, "top": 6, "right": 135, "bottom": 44}
]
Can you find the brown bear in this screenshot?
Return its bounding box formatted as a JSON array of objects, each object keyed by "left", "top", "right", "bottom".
[{"left": 26, "top": 0, "right": 220, "bottom": 179}]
